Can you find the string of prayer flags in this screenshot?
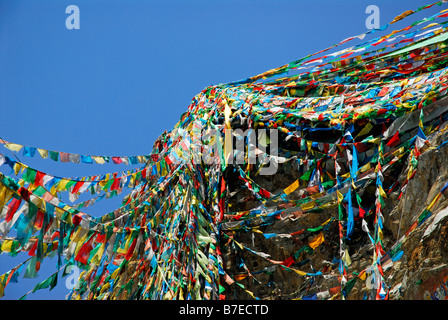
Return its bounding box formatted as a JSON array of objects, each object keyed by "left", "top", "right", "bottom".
[{"left": 0, "top": 139, "right": 151, "bottom": 165}]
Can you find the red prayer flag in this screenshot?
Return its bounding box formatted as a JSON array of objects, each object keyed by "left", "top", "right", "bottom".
[
  {"left": 110, "top": 178, "right": 121, "bottom": 191},
  {"left": 125, "top": 237, "right": 138, "bottom": 260},
  {"left": 34, "top": 171, "right": 45, "bottom": 186},
  {"left": 259, "top": 188, "right": 271, "bottom": 198},
  {"left": 378, "top": 86, "right": 389, "bottom": 96},
  {"left": 386, "top": 131, "right": 400, "bottom": 148},
  {"left": 34, "top": 210, "right": 44, "bottom": 230},
  {"left": 28, "top": 240, "right": 38, "bottom": 256},
  {"left": 112, "top": 157, "right": 122, "bottom": 164},
  {"left": 359, "top": 206, "right": 366, "bottom": 218},
  {"left": 281, "top": 256, "right": 295, "bottom": 268},
  {"left": 71, "top": 181, "right": 84, "bottom": 194},
  {"left": 5, "top": 198, "right": 21, "bottom": 222},
  {"left": 165, "top": 155, "right": 173, "bottom": 165},
  {"left": 75, "top": 236, "right": 95, "bottom": 264}
]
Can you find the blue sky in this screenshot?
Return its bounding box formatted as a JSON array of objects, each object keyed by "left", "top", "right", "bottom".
[{"left": 0, "top": 0, "right": 444, "bottom": 300}]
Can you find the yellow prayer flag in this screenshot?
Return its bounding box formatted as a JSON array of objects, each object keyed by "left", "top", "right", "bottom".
[
  {"left": 258, "top": 130, "right": 270, "bottom": 147},
  {"left": 234, "top": 239, "right": 244, "bottom": 250},
  {"left": 322, "top": 217, "right": 333, "bottom": 227},
  {"left": 92, "top": 156, "right": 106, "bottom": 164},
  {"left": 13, "top": 163, "right": 22, "bottom": 175},
  {"left": 99, "top": 179, "right": 107, "bottom": 188},
  {"left": 378, "top": 185, "right": 387, "bottom": 198},
  {"left": 223, "top": 104, "right": 233, "bottom": 166},
  {"left": 291, "top": 268, "right": 307, "bottom": 276},
  {"left": 358, "top": 270, "right": 367, "bottom": 281},
  {"left": 245, "top": 289, "right": 257, "bottom": 299},
  {"left": 0, "top": 275, "right": 5, "bottom": 298},
  {"left": 344, "top": 249, "right": 352, "bottom": 266},
  {"left": 234, "top": 274, "right": 248, "bottom": 281},
  {"left": 337, "top": 190, "right": 344, "bottom": 203},
  {"left": 378, "top": 227, "right": 383, "bottom": 241},
  {"left": 161, "top": 163, "right": 168, "bottom": 176},
  {"left": 71, "top": 228, "right": 85, "bottom": 243},
  {"left": 306, "top": 140, "right": 313, "bottom": 151},
  {"left": 0, "top": 187, "right": 12, "bottom": 209},
  {"left": 355, "top": 122, "right": 373, "bottom": 138},
  {"left": 56, "top": 178, "right": 70, "bottom": 192},
  {"left": 309, "top": 232, "right": 325, "bottom": 249},
  {"left": 224, "top": 103, "right": 232, "bottom": 129},
  {"left": 137, "top": 156, "right": 145, "bottom": 164},
  {"left": 178, "top": 287, "right": 184, "bottom": 300},
  {"left": 74, "top": 233, "right": 89, "bottom": 257},
  {"left": 360, "top": 162, "right": 371, "bottom": 173},
  {"left": 51, "top": 207, "right": 61, "bottom": 219},
  {"left": 341, "top": 172, "right": 350, "bottom": 179},
  {"left": 116, "top": 247, "right": 127, "bottom": 254},
  {"left": 284, "top": 179, "right": 300, "bottom": 195},
  {"left": 1, "top": 239, "right": 13, "bottom": 252},
  {"left": 37, "top": 148, "right": 48, "bottom": 159},
  {"left": 4, "top": 143, "right": 23, "bottom": 152},
  {"left": 301, "top": 200, "right": 315, "bottom": 211},
  {"left": 391, "top": 10, "right": 414, "bottom": 24},
  {"left": 422, "top": 23, "right": 439, "bottom": 30},
  {"left": 428, "top": 193, "right": 441, "bottom": 211}
]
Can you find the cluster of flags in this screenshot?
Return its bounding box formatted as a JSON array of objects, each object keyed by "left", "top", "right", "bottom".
[{"left": 0, "top": 0, "right": 448, "bottom": 301}]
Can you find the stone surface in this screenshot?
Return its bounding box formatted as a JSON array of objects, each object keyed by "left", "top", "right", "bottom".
[{"left": 220, "top": 121, "right": 448, "bottom": 300}]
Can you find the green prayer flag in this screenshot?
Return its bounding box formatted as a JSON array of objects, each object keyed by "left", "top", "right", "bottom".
[
  {"left": 23, "top": 168, "right": 37, "bottom": 184},
  {"left": 65, "top": 180, "right": 77, "bottom": 191},
  {"left": 300, "top": 167, "right": 314, "bottom": 181},
  {"left": 33, "top": 186, "right": 47, "bottom": 197},
  {"left": 32, "top": 272, "right": 58, "bottom": 293},
  {"left": 103, "top": 179, "right": 114, "bottom": 191},
  {"left": 23, "top": 256, "right": 39, "bottom": 279},
  {"left": 49, "top": 151, "right": 59, "bottom": 162},
  {"left": 343, "top": 277, "right": 357, "bottom": 297}
]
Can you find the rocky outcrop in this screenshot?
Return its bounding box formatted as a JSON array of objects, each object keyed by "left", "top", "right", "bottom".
[
  {"left": 386, "top": 123, "right": 448, "bottom": 300},
  {"left": 220, "top": 108, "right": 448, "bottom": 300}
]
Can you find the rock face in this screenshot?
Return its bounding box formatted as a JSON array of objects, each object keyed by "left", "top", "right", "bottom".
[
  {"left": 220, "top": 116, "right": 448, "bottom": 300},
  {"left": 386, "top": 125, "right": 448, "bottom": 300}
]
